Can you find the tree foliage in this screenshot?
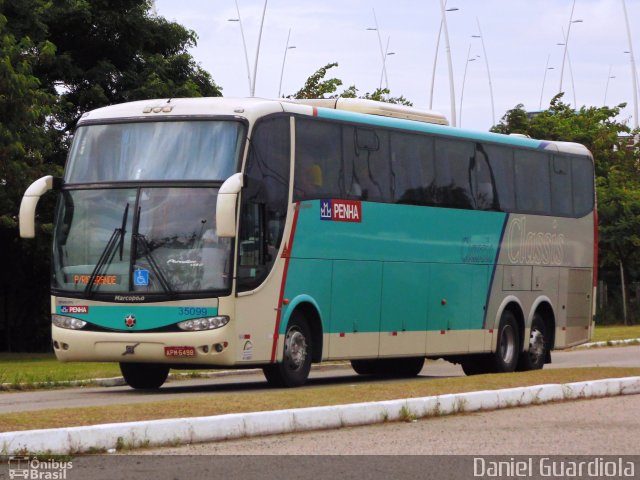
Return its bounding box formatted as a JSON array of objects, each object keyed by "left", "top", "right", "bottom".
[
  {"left": 289, "top": 62, "right": 412, "bottom": 105},
  {"left": 0, "top": 0, "right": 221, "bottom": 351}
]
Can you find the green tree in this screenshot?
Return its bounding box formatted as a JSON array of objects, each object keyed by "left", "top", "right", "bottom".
[
  {"left": 0, "top": 0, "right": 222, "bottom": 351},
  {"left": 16, "top": 0, "right": 220, "bottom": 163},
  {"left": 0, "top": 4, "right": 60, "bottom": 351},
  {"left": 289, "top": 62, "right": 346, "bottom": 99},
  {"left": 289, "top": 62, "right": 412, "bottom": 105}
]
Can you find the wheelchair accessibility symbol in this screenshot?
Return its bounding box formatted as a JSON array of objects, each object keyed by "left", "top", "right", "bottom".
[{"left": 134, "top": 269, "right": 149, "bottom": 286}]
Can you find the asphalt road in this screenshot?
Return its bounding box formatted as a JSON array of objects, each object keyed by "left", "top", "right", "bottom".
[{"left": 0, "top": 345, "right": 638, "bottom": 414}]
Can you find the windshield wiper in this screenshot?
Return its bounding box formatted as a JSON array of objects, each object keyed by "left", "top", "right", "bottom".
[
  {"left": 133, "top": 232, "right": 175, "bottom": 298},
  {"left": 131, "top": 205, "right": 175, "bottom": 297},
  {"left": 84, "top": 203, "right": 129, "bottom": 298}
]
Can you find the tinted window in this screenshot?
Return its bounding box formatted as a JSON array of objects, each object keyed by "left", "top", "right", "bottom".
[
  {"left": 515, "top": 150, "right": 550, "bottom": 214},
  {"left": 343, "top": 126, "right": 392, "bottom": 202},
  {"left": 551, "top": 155, "right": 573, "bottom": 216},
  {"left": 572, "top": 156, "right": 595, "bottom": 217},
  {"left": 294, "top": 119, "right": 342, "bottom": 201},
  {"left": 434, "top": 139, "right": 474, "bottom": 209},
  {"left": 238, "top": 116, "right": 290, "bottom": 291},
  {"left": 482, "top": 144, "right": 515, "bottom": 212},
  {"left": 471, "top": 144, "right": 497, "bottom": 210},
  {"left": 391, "top": 132, "right": 435, "bottom": 205}
]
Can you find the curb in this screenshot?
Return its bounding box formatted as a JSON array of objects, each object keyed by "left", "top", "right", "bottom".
[
  {"left": 1, "top": 376, "right": 639, "bottom": 455},
  {"left": 0, "top": 362, "right": 353, "bottom": 391},
  {"left": 576, "top": 338, "right": 640, "bottom": 349}
]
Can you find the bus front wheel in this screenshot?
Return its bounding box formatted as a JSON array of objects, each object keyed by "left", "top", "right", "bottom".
[
  {"left": 119, "top": 362, "right": 170, "bottom": 389},
  {"left": 263, "top": 313, "right": 312, "bottom": 388}
]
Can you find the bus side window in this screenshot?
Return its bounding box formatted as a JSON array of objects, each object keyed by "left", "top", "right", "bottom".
[
  {"left": 433, "top": 138, "right": 474, "bottom": 209},
  {"left": 515, "top": 150, "right": 551, "bottom": 214},
  {"left": 293, "top": 118, "right": 341, "bottom": 201},
  {"left": 344, "top": 127, "right": 391, "bottom": 202},
  {"left": 472, "top": 144, "right": 497, "bottom": 210},
  {"left": 483, "top": 144, "right": 515, "bottom": 212},
  {"left": 551, "top": 154, "right": 573, "bottom": 216},
  {"left": 237, "top": 116, "right": 290, "bottom": 292},
  {"left": 391, "top": 132, "right": 435, "bottom": 206},
  {"left": 572, "top": 156, "right": 595, "bottom": 217}
]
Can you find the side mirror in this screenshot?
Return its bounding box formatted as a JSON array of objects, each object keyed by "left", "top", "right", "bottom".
[
  {"left": 216, "top": 173, "right": 244, "bottom": 238},
  {"left": 19, "top": 176, "right": 60, "bottom": 238}
]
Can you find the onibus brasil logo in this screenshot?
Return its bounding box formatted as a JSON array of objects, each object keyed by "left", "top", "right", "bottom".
[{"left": 8, "top": 456, "right": 73, "bottom": 479}]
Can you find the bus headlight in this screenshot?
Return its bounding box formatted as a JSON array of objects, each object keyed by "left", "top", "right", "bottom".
[
  {"left": 177, "top": 316, "right": 229, "bottom": 331},
  {"left": 52, "top": 315, "right": 87, "bottom": 330}
]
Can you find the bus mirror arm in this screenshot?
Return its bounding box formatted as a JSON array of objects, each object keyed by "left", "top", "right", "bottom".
[
  {"left": 216, "top": 173, "right": 245, "bottom": 238},
  {"left": 19, "top": 175, "right": 62, "bottom": 239}
]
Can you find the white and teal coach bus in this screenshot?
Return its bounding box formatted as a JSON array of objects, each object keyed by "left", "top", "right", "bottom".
[{"left": 20, "top": 97, "right": 596, "bottom": 388}]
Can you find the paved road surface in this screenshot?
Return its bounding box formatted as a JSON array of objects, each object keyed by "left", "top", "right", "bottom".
[{"left": 0, "top": 346, "right": 638, "bottom": 414}]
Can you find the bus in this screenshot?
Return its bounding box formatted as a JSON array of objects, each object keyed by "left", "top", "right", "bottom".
[{"left": 19, "top": 97, "right": 597, "bottom": 389}]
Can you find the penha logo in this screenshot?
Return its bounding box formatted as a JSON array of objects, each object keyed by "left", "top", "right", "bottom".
[
  {"left": 60, "top": 305, "right": 89, "bottom": 314},
  {"left": 320, "top": 199, "right": 362, "bottom": 223}
]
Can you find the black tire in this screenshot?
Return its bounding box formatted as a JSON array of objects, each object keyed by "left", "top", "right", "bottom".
[
  {"left": 460, "top": 355, "right": 490, "bottom": 376},
  {"left": 489, "top": 310, "right": 520, "bottom": 373},
  {"left": 517, "top": 313, "right": 548, "bottom": 371},
  {"left": 351, "top": 357, "right": 424, "bottom": 377},
  {"left": 390, "top": 357, "right": 425, "bottom": 377},
  {"left": 351, "top": 359, "right": 378, "bottom": 375},
  {"left": 119, "top": 362, "right": 169, "bottom": 389},
  {"left": 263, "top": 312, "right": 312, "bottom": 388}
]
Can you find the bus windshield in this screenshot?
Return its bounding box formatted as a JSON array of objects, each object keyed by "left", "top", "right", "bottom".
[
  {"left": 65, "top": 120, "right": 245, "bottom": 183},
  {"left": 53, "top": 187, "right": 232, "bottom": 296}
]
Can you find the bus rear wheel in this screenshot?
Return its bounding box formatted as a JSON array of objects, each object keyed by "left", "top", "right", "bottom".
[
  {"left": 490, "top": 310, "right": 520, "bottom": 373},
  {"left": 517, "top": 313, "right": 548, "bottom": 371},
  {"left": 460, "top": 311, "right": 520, "bottom": 376},
  {"left": 119, "top": 362, "right": 169, "bottom": 389},
  {"left": 263, "top": 313, "right": 312, "bottom": 388}
]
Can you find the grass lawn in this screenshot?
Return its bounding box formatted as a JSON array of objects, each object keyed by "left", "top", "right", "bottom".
[
  {"left": 0, "top": 324, "right": 638, "bottom": 390},
  {"left": 1, "top": 366, "right": 638, "bottom": 432},
  {"left": 0, "top": 354, "right": 121, "bottom": 388},
  {"left": 591, "top": 324, "right": 640, "bottom": 343}
]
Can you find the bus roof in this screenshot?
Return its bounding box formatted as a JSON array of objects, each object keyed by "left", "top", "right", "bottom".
[
  {"left": 283, "top": 98, "right": 449, "bottom": 126},
  {"left": 78, "top": 97, "right": 590, "bottom": 157}
]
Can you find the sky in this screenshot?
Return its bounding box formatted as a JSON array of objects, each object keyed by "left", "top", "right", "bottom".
[{"left": 154, "top": 0, "right": 640, "bottom": 132}]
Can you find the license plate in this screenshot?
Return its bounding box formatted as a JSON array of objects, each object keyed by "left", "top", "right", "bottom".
[{"left": 164, "top": 346, "right": 196, "bottom": 357}]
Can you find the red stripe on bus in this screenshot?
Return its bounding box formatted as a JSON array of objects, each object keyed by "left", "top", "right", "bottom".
[
  {"left": 593, "top": 208, "right": 599, "bottom": 287},
  {"left": 270, "top": 205, "right": 301, "bottom": 363},
  {"left": 312, "top": 107, "right": 318, "bottom": 117}
]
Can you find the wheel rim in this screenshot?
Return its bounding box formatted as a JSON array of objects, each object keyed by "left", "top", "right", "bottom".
[
  {"left": 528, "top": 327, "right": 545, "bottom": 363},
  {"left": 499, "top": 324, "right": 516, "bottom": 364},
  {"left": 284, "top": 327, "right": 307, "bottom": 371}
]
